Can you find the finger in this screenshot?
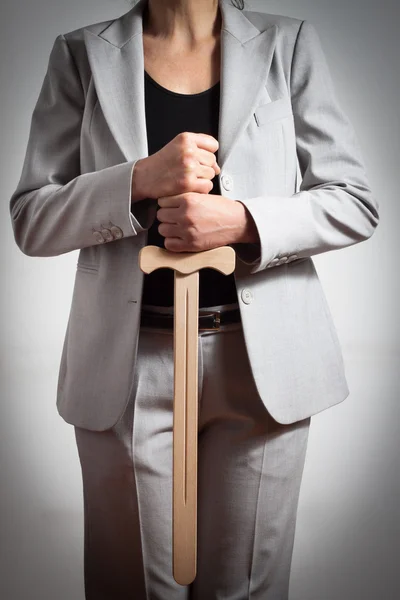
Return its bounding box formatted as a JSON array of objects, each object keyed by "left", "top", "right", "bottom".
[
  {"left": 195, "top": 164, "right": 218, "bottom": 180},
  {"left": 158, "top": 195, "right": 181, "bottom": 207},
  {"left": 157, "top": 208, "right": 178, "bottom": 224},
  {"left": 164, "top": 237, "right": 186, "bottom": 252},
  {"left": 195, "top": 148, "right": 220, "bottom": 174},
  {"left": 192, "top": 133, "right": 219, "bottom": 154},
  {"left": 159, "top": 222, "right": 183, "bottom": 237}
]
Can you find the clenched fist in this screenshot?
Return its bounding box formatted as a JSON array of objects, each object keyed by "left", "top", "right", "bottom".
[
  {"left": 156, "top": 192, "right": 258, "bottom": 253},
  {"left": 131, "top": 131, "right": 220, "bottom": 201}
]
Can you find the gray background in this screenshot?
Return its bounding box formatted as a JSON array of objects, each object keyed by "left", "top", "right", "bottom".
[{"left": 1, "top": 0, "right": 398, "bottom": 598}]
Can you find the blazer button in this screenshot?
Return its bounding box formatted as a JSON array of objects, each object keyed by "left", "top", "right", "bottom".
[
  {"left": 92, "top": 231, "right": 105, "bottom": 243},
  {"left": 221, "top": 174, "right": 233, "bottom": 191},
  {"left": 110, "top": 225, "right": 123, "bottom": 239},
  {"left": 241, "top": 288, "right": 253, "bottom": 304},
  {"left": 101, "top": 228, "right": 113, "bottom": 242}
]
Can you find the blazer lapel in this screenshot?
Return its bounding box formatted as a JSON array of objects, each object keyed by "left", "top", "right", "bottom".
[{"left": 84, "top": 0, "right": 278, "bottom": 168}]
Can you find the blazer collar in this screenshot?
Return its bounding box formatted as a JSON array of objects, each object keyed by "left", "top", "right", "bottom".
[{"left": 84, "top": 0, "right": 278, "bottom": 167}]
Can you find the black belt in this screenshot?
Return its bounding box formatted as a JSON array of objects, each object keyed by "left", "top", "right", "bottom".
[{"left": 140, "top": 308, "right": 241, "bottom": 331}]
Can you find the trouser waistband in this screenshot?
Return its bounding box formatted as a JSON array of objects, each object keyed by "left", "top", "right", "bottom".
[{"left": 140, "top": 302, "right": 241, "bottom": 331}]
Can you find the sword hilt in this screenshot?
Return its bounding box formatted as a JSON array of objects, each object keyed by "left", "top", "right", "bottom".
[{"left": 138, "top": 245, "right": 236, "bottom": 275}]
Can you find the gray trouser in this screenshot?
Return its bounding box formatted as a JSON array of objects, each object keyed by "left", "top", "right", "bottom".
[{"left": 74, "top": 302, "right": 311, "bottom": 600}]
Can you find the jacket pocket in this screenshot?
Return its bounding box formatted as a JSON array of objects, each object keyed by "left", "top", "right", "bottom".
[{"left": 254, "top": 96, "right": 293, "bottom": 127}]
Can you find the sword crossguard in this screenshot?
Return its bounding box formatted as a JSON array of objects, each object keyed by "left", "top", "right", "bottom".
[{"left": 138, "top": 245, "right": 236, "bottom": 276}]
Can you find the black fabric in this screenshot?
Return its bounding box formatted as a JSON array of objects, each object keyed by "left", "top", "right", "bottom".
[{"left": 140, "top": 70, "right": 238, "bottom": 308}]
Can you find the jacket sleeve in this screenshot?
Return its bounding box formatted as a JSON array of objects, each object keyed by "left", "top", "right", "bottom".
[
  {"left": 231, "top": 19, "right": 380, "bottom": 274},
  {"left": 9, "top": 33, "right": 146, "bottom": 258}
]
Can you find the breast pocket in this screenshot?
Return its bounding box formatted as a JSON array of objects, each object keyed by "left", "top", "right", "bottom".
[
  {"left": 254, "top": 96, "right": 293, "bottom": 127},
  {"left": 246, "top": 96, "right": 295, "bottom": 195}
]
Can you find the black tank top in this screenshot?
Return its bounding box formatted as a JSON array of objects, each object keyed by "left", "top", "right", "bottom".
[{"left": 141, "top": 69, "right": 238, "bottom": 308}]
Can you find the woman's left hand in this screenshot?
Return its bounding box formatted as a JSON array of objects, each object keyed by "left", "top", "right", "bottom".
[{"left": 157, "top": 192, "right": 258, "bottom": 252}]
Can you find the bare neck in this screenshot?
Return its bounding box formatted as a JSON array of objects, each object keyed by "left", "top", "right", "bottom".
[{"left": 143, "top": 0, "right": 222, "bottom": 49}]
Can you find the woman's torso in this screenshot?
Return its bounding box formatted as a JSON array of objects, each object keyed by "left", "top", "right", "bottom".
[{"left": 140, "top": 30, "right": 241, "bottom": 308}]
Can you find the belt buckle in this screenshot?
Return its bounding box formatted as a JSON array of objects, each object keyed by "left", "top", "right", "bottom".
[{"left": 198, "top": 310, "right": 221, "bottom": 332}]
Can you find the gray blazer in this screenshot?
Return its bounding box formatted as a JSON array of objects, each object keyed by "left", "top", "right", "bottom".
[{"left": 9, "top": 0, "right": 379, "bottom": 430}]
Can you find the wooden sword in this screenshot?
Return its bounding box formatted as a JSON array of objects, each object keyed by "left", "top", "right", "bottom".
[{"left": 139, "top": 244, "right": 236, "bottom": 585}]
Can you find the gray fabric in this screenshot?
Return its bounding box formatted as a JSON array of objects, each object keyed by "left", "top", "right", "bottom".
[
  {"left": 74, "top": 321, "right": 311, "bottom": 599},
  {"left": 9, "top": 0, "right": 380, "bottom": 429}
]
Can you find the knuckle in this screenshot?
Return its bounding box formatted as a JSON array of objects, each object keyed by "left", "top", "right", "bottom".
[
  {"left": 177, "top": 173, "right": 194, "bottom": 191},
  {"left": 182, "top": 213, "right": 192, "bottom": 226},
  {"left": 185, "top": 191, "right": 196, "bottom": 203},
  {"left": 179, "top": 131, "right": 192, "bottom": 147},
  {"left": 187, "top": 226, "right": 198, "bottom": 244},
  {"left": 180, "top": 152, "right": 196, "bottom": 175},
  {"left": 181, "top": 152, "right": 195, "bottom": 167},
  {"left": 191, "top": 238, "right": 202, "bottom": 251},
  {"left": 183, "top": 198, "right": 194, "bottom": 215}
]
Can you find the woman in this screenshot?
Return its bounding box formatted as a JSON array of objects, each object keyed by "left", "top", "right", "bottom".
[{"left": 9, "top": 0, "right": 379, "bottom": 598}]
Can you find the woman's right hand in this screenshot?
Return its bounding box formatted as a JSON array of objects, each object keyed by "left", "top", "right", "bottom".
[{"left": 131, "top": 132, "right": 221, "bottom": 201}]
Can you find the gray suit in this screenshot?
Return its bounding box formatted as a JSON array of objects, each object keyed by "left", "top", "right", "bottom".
[
  {"left": 9, "top": 0, "right": 380, "bottom": 597},
  {"left": 9, "top": 0, "right": 378, "bottom": 432}
]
